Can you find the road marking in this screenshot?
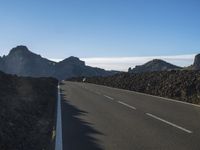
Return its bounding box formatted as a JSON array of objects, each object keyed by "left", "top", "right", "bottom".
[
  {"left": 146, "top": 113, "right": 192, "bottom": 134},
  {"left": 55, "top": 85, "right": 63, "bottom": 150},
  {"left": 118, "top": 101, "right": 136, "bottom": 110},
  {"left": 104, "top": 95, "right": 114, "bottom": 100},
  {"left": 132, "top": 91, "right": 200, "bottom": 108},
  {"left": 88, "top": 83, "right": 200, "bottom": 108}
]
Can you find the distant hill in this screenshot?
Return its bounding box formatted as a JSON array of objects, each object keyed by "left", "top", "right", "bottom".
[
  {"left": 0, "top": 46, "right": 117, "bottom": 80},
  {"left": 129, "top": 59, "right": 182, "bottom": 73}
]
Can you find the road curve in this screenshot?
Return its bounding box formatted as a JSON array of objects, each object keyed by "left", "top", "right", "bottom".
[{"left": 60, "top": 81, "right": 200, "bottom": 150}]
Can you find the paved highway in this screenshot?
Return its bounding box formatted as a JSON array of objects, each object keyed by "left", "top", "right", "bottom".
[{"left": 60, "top": 81, "right": 200, "bottom": 150}]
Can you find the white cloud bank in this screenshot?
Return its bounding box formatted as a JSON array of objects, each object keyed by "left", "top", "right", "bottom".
[{"left": 50, "top": 54, "right": 195, "bottom": 72}]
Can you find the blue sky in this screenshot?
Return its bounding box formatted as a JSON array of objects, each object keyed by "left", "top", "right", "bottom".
[{"left": 0, "top": 0, "right": 199, "bottom": 70}]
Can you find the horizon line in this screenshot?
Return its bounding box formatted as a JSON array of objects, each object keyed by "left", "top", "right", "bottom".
[{"left": 49, "top": 54, "right": 195, "bottom": 71}]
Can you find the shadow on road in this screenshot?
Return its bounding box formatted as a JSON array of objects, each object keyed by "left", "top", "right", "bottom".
[{"left": 60, "top": 90, "right": 104, "bottom": 150}]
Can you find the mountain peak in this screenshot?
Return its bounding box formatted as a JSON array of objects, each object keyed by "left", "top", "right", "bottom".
[
  {"left": 145, "top": 59, "right": 171, "bottom": 66},
  {"left": 9, "top": 45, "right": 32, "bottom": 56},
  {"left": 66, "top": 56, "right": 81, "bottom": 61},
  {"left": 151, "top": 59, "right": 164, "bottom": 62},
  {"left": 60, "top": 56, "right": 85, "bottom": 65}
]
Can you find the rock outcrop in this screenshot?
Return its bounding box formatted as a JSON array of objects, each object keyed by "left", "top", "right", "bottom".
[{"left": 193, "top": 54, "right": 200, "bottom": 70}]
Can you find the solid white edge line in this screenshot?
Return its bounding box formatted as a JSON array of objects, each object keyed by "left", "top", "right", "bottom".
[
  {"left": 55, "top": 85, "right": 63, "bottom": 150},
  {"left": 104, "top": 95, "right": 114, "bottom": 100},
  {"left": 118, "top": 101, "right": 136, "bottom": 110},
  {"left": 146, "top": 113, "right": 192, "bottom": 134}
]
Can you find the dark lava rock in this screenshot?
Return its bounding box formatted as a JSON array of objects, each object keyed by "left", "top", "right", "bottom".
[
  {"left": 0, "top": 71, "right": 58, "bottom": 150},
  {"left": 70, "top": 70, "right": 200, "bottom": 104}
]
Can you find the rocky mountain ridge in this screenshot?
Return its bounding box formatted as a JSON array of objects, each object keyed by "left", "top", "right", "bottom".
[
  {"left": 0, "top": 46, "right": 117, "bottom": 80},
  {"left": 0, "top": 46, "right": 199, "bottom": 78}
]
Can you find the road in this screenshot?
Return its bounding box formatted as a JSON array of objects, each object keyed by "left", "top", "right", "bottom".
[{"left": 60, "top": 81, "right": 200, "bottom": 150}]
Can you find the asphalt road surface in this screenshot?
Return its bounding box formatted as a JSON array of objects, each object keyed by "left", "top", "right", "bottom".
[{"left": 60, "top": 81, "right": 200, "bottom": 150}]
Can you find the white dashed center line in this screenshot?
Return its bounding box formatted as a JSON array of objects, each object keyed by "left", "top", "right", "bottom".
[
  {"left": 118, "top": 101, "right": 136, "bottom": 110},
  {"left": 104, "top": 95, "right": 114, "bottom": 100},
  {"left": 146, "top": 113, "right": 192, "bottom": 134}
]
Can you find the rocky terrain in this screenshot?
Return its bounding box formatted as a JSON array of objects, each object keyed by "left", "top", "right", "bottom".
[
  {"left": 128, "top": 59, "right": 181, "bottom": 73},
  {"left": 0, "top": 71, "right": 58, "bottom": 150},
  {"left": 0, "top": 46, "right": 117, "bottom": 80},
  {"left": 70, "top": 70, "right": 200, "bottom": 104}
]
